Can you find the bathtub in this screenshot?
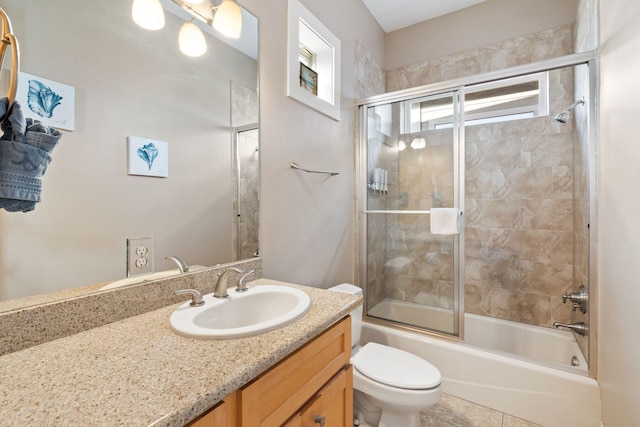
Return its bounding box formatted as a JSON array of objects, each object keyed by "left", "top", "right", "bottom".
[{"left": 364, "top": 299, "right": 601, "bottom": 427}]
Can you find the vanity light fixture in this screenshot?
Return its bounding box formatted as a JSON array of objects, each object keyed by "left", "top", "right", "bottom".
[
  {"left": 132, "top": 0, "right": 166, "bottom": 30},
  {"left": 211, "top": 0, "right": 242, "bottom": 39},
  {"left": 131, "top": 0, "right": 243, "bottom": 56},
  {"left": 179, "top": 19, "right": 208, "bottom": 56}
]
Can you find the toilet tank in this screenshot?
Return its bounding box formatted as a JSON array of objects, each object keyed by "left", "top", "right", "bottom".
[{"left": 328, "top": 283, "right": 362, "bottom": 346}]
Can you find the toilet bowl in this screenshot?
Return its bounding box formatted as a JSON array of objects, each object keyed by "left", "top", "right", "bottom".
[{"left": 329, "top": 284, "right": 442, "bottom": 427}]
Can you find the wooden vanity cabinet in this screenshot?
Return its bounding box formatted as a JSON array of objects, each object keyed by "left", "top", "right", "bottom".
[
  {"left": 188, "top": 392, "right": 237, "bottom": 427},
  {"left": 282, "top": 365, "right": 353, "bottom": 427},
  {"left": 188, "top": 316, "right": 352, "bottom": 427}
]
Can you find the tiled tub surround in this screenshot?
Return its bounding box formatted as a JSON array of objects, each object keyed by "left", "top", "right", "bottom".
[
  {"left": 365, "top": 24, "right": 585, "bottom": 329},
  {"left": 0, "top": 279, "right": 361, "bottom": 426},
  {"left": 0, "top": 258, "right": 261, "bottom": 356}
]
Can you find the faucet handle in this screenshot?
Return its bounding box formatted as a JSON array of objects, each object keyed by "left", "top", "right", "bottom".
[
  {"left": 175, "top": 289, "right": 204, "bottom": 306},
  {"left": 236, "top": 269, "right": 255, "bottom": 293}
]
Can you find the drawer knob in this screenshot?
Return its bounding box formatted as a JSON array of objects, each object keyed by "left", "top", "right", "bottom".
[{"left": 314, "top": 415, "right": 326, "bottom": 427}]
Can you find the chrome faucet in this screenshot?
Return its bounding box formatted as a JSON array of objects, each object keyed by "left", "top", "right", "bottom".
[
  {"left": 213, "top": 267, "right": 246, "bottom": 299},
  {"left": 553, "top": 321, "right": 588, "bottom": 336},
  {"left": 165, "top": 256, "right": 189, "bottom": 273}
]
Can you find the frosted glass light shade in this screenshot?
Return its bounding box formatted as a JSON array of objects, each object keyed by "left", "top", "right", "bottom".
[
  {"left": 179, "top": 21, "right": 207, "bottom": 57},
  {"left": 410, "top": 137, "right": 426, "bottom": 150},
  {"left": 212, "top": 0, "right": 242, "bottom": 38},
  {"left": 183, "top": 0, "right": 205, "bottom": 3},
  {"left": 132, "top": 0, "right": 165, "bottom": 30}
]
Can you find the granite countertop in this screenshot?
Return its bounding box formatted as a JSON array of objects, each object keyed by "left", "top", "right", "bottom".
[{"left": 0, "top": 279, "right": 361, "bottom": 427}]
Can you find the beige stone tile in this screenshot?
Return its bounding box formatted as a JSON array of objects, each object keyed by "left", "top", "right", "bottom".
[
  {"left": 466, "top": 198, "right": 520, "bottom": 229},
  {"left": 490, "top": 229, "right": 573, "bottom": 265},
  {"left": 465, "top": 257, "right": 520, "bottom": 290},
  {"left": 519, "top": 199, "right": 573, "bottom": 231},
  {"left": 465, "top": 169, "right": 493, "bottom": 199},
  {"left": 552, "top": 165, "right": 574, "bottom": 199},
  {"left": 464, "top": 228, "right": 492, "bottom": 258},
  {"left": 421, "top": 393, "right": 502, "bottom": 427},
  {"left": 521, "top": 132, "right": 573, "bottom": 167},
  {"left": 465, "top": 138, "right": 521, "bottom": 170},
  {"left": 491, "top": 167, "right": 554, "bottom": 200},
  {"left": 490, "top": 288, "right": 551, "bottom": 326},
  {"left": 520, "top": 261, "right": 573, "bottom": 295},
  {"left": 503, "top": 413, "right": 544, "bottom": 427},
  {"left": 464, "top": 284, "right": 491, "bottom": 316}
]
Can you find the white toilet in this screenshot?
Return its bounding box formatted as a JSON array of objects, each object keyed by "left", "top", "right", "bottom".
[{"left": 329, "top": 284, "right": 442, "bottom": 427}]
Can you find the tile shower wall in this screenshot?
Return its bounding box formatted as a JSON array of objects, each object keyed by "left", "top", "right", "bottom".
[
  {"left": 231, "top": 81, "right": 259, "bottom": 260},
  {"left": 237, "top": 129, "right": 260, "bottom": 260},
  {"left": 374, "top": 24, "right": 580, "bottom": 328},
  {"left": 354, "top": 40, "right": 389, "bottom": 310}
]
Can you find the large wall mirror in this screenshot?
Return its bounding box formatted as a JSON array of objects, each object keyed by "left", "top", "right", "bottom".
[{"left": 0, "top": 0, "right": 259, "bottom": 305}]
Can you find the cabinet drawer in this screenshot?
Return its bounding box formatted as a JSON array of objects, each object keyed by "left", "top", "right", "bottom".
[
  {"left": 238, "top": 316, "right": 351, "bottom": 426},
  {"left": 286, "top": 365, "right": 353, "bottom": 427}
]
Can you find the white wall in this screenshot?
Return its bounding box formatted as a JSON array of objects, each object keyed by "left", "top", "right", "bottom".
[
  {"left": 598, "top": 0, "right": 640, "bottom": 424},
  {"left": 239, "top": 0, "right": 384, "bottom": 288},
  {"left": 384, "top": 0, "right": 577, "bottom": 70}
]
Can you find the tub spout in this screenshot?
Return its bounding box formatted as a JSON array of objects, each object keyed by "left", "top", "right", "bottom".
[{"left": 553, "top": 321, "right": 588, "bottom": 336}]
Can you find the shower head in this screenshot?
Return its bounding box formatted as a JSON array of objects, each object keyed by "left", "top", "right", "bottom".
[{"left": 554, "top": 99, "right": 585, "bottom": 123}]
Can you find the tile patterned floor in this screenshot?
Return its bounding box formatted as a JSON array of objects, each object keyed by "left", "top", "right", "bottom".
[{"left": 420, "top": 394, "right": 543, "bottom": 427}]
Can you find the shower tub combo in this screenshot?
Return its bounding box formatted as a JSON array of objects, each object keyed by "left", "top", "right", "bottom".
[
  {"left": 361, "top": 318, "right": 600, "bottom": 427},
  {"left": 365, "top": 299, "right": 599, "bottom": 427},
  {"left": 356, "top": 52, "right": 600, "bottom": 427}
]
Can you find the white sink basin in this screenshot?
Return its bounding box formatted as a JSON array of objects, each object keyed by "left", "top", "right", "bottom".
[
  {"left": 169, "top": 285, "right": 311, "bottom": 340},
  {"left": 100, "top": 266, "right": 207, "bottom": 290}
]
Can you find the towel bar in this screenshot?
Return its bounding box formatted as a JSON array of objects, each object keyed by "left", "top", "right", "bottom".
[
  {"left": 363, "top": 210, "right": 432, "bottom": 215},
  {"left": 290, "top": 162, "right": 339, "bottom": 176}
]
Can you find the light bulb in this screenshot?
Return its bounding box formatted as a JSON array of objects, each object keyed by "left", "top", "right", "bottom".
[
  {"left": 132, "top": 0, "right": 165, "bottom": 30},
  {"left": 410, "top": 137, "right": 426, "bottom": 149},
  {"left": 179, "top": 21, "right": 208, "bottom": 57},
  {"left": 212, "top": 0, "right": 242, "bottom": 39},
  {"left": 183, "top": 0, "right": 205, "bottom": 3}
]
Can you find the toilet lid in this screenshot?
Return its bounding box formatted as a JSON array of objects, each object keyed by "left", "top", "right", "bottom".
[{"left": 352, "top": 342, "right": 441, "bottom": 390}]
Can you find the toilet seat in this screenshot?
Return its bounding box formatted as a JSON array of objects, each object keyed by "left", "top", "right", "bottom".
[{"left": 352, "top": 342, "right": 441, "bottom": 390}]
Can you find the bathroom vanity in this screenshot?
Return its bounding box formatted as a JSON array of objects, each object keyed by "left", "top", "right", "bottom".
[
  {"left": 189, "top": 317, "right": 352, "bottom": 426},
  {"left": 0, "top": 280, "right": 360, "bottom": 426}
]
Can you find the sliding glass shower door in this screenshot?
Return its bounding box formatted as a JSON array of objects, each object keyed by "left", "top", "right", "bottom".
[{"left": 360, "top": 90, "right": 464, "bottom": 337}]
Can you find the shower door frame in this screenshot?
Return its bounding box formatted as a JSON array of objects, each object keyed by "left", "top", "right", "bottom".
[
  {"left": 356, "top": 50, "right": 599, "bottom": 375},
  {"left": 232, "top": 123, "right": 259, "bottom": 261}
]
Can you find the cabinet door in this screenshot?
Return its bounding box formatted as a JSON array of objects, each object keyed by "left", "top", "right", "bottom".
[
  {"left": 188, "top": 391, "right": 237, "bottom": 427},
  {"left": 299, "top": 366, "right": 353, "bottom": 427},
  {"left": 239, "top": 317, "right": 351, "bottom": 426}
]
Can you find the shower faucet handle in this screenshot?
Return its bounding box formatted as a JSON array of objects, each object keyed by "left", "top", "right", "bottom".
[{"left": 561, "top": 285, "right": 588, "bottom": 314}]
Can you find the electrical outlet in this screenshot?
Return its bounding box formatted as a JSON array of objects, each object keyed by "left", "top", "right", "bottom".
[{"left": 127, "top": 237, "right": 154, "bottom": 277}]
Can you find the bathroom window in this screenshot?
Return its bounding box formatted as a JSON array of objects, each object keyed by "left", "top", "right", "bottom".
[{"left": 402, "top": 72, "right": 549, "bottom": 132}]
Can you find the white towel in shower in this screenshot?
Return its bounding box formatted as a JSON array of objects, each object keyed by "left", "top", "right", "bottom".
[{"left": 430, "top": 208, "right": 460, "bottom": 235}]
